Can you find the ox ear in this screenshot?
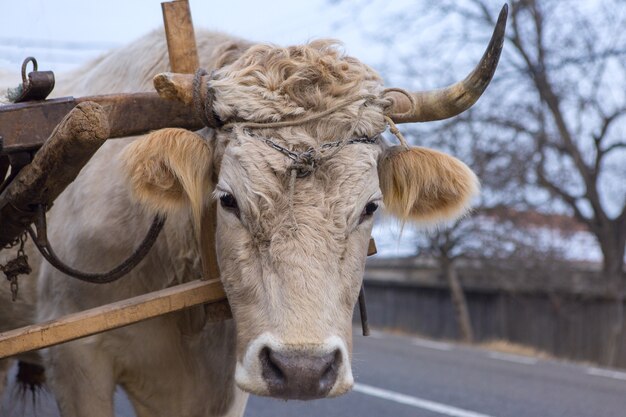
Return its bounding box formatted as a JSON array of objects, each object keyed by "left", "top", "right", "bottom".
[
  {"left": 378, "top": 146, "right": 479, "bottom": 225},
  {"left": 121, "top": 128, "right": 213, "bottom": 230}
]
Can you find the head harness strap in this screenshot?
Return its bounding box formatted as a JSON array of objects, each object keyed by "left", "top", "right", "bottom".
[{"left": 193, "top": 68, "right": 223, "bottom": 129}]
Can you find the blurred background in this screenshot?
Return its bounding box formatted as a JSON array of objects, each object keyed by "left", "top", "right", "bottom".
[{"left": 1, "top": 0, "right": 626, "bottom": 415}]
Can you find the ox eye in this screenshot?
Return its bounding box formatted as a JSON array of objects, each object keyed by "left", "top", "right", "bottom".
[
  {"left": 219, "top": 193, "right": 240, "bottom": 217},
  {"left": 359, "top": 201, "right": 379, "bottom": 224}
]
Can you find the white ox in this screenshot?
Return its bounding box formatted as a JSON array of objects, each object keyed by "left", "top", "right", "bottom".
[{"left": 0, "top": 7, "right": 505, "bottom": 416}]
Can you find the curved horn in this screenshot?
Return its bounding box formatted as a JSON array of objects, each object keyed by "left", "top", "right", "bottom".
[{"left": 387, "top": 4, "right": 508, "bottom": 123}]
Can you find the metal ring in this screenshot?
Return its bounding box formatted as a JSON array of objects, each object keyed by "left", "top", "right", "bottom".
[{"left": 20, "top": 57, "right": 38, "bottom": 83}]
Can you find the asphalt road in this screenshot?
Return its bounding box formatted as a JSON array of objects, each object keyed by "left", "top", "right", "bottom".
[{"left": 3, "top": 329, "right": 626, "bottom": 417}]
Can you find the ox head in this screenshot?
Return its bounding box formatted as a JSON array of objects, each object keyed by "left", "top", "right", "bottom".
[{"left": 122, "top": 6, "right": 506, "bottom": 401}]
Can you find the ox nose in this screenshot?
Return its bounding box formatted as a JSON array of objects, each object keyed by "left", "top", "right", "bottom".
[{"left": 259, "top": 347, "right": 341, "bottom": 399}]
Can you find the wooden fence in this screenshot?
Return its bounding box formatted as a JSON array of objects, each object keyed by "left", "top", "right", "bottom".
[{"left": 362, "top": 261, "right": 626, "bottom": 367}]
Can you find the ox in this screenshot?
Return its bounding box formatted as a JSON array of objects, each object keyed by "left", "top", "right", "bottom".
[{"left": 1, "top": 7, "right": 506, "bottom": 416}]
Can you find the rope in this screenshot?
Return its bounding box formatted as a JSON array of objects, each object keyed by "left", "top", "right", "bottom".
[
  {"left": 381, "top": 87, "right": 417, "bottom": 120},
  {"left": 384, "top": 116, "right": 410, "bottom": 149},
  {"left": 193, "top": 68, "right": 223, "bottom": 129},
  {"left": 221, "top": 94, "right": 377, "bottom": 131}
]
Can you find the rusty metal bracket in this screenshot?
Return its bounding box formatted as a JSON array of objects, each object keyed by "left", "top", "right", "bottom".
[{"left": 9, "top": 57, "right": 55, "bottom": 103}]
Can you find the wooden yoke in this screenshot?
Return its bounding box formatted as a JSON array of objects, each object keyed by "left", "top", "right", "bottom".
[
  {"left": 0, "top": 102, "right": 110, "bottom": 247},
  {"left": 161, "top": 0, "right": 231, "bottom": 328}
]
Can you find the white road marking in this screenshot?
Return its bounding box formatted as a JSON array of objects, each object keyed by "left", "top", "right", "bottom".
[
  {"left": 353, "top": 383, "right": 496, "bottom": 417},
  {"left": 586, "top": 367, "right": 626, "bottom": 381},
  {"left": 487, "top": 352, "right": 538, "bottom": 365},
  {"left": 413, "top": 339, "right": 453, "bottom": 351}
]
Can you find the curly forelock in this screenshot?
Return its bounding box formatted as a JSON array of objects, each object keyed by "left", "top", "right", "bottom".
[{"left": 211, "top": 40, "right": 384, "bottom": 124}]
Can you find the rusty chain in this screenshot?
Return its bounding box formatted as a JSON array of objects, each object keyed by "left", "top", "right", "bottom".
[{"left": 0, "top": 232, "right": 31, "bottom": 301}]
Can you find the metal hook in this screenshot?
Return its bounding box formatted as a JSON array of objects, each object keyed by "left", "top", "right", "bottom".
[
  {"left": 21, "top": 57, "right": 38, "bottom": 84},
  {"left": 10, "top": 56, "right": 54, "bottom": 103}
]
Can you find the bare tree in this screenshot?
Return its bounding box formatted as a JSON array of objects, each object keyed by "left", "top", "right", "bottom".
[
  {"left": 413, "top": 188, "right": 574, "bottom": 345},
  {"left": 433, "top": 0, "right": 626, "bottom": 365},
  {"left": 336, "top": 0, "right": 626, "bottom": 279},
  {"left": 335, "top": 0, "right": 626, "bottom": 362},
  {"left": 334, "top": 0, "right": 626, "bottom": 363},
  {"left": 415, "top": 220, "right": 475, "bottom": 343},
  {"left": 406, "top": 121, "right": 569, "bottom": 344}
]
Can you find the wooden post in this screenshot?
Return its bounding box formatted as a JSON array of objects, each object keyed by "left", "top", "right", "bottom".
[
  {"left": 0, "top": 279, "right": 227, "bottom": 358},
  {"left": 161, "top": 1, "right": 229, "bottom": 326},
  {"left": 161, "top": 0, "right": 199, "bottom": 73},
  {"left": 161, "top": 0, "right": 220, "bottom": 285}
]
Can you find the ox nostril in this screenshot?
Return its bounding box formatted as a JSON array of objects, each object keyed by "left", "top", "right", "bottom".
[
  {"left": 260, "top": 347, "right": 342, "bottom": 399},
  {"left": 260, "top": 347, "right": 286, "bottom": 388},
  {"left": 319, "top": 349, "right": 342, "bottom": 391}
]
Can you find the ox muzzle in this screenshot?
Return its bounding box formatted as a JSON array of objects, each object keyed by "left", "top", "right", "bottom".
[{"left": 235, "top": 333, "right": 353, "bottom": 399}]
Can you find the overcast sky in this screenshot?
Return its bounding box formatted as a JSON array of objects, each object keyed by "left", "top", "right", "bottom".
[
  {"left": 0, "top": 0, "right": 389, "bottom": 72},
  {"left": 1, "top": 0, "right": 341, "bottom": 44}
]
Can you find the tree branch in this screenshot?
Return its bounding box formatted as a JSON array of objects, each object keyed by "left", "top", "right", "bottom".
[
  {"left": 602, "top": 142, "right": 626, "bottom": 155},
  {"left": 509, "top": 2, "right": 614, "bottom": 226},
  {"left": 536, "top": 155, "right": 591, "bottom": 229},
  {"left": 593, "top": 108, "right": 626, "bottom": 173}
]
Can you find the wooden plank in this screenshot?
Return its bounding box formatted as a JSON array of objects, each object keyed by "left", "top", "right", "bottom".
[
  {"left": 162, "top": 0, "right": 199, "bottom": 73},
  {"left": 0, "top": 97, "right": 76, "bottom": 154},
  {"left": 0, "top": 92, "right": 202, "bottom": 155},
  {"left": 97, "top": 92, "right": 200, "bottom": 138},
  {"left": 368, "top": 238, "right": 378, "bottom": 256},
  {"left": 160, "top": 2, "right": 226, "bottom": 326},
  {"left": 200, "top": 202, "right": 220, "bottom": 281},
  {"left": 0, "top": 279, "right": 228, "bottom": 358}
]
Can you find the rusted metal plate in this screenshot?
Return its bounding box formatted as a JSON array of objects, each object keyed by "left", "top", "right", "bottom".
[
  {"left": 0, "top": 92, "right": 202, "bottom": 154},
  {"left": 13, "top": 71, "right": 56, "bottom": 103},
  {"left": 0, "top": 97, "right": 76, "bottom": 154}
]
